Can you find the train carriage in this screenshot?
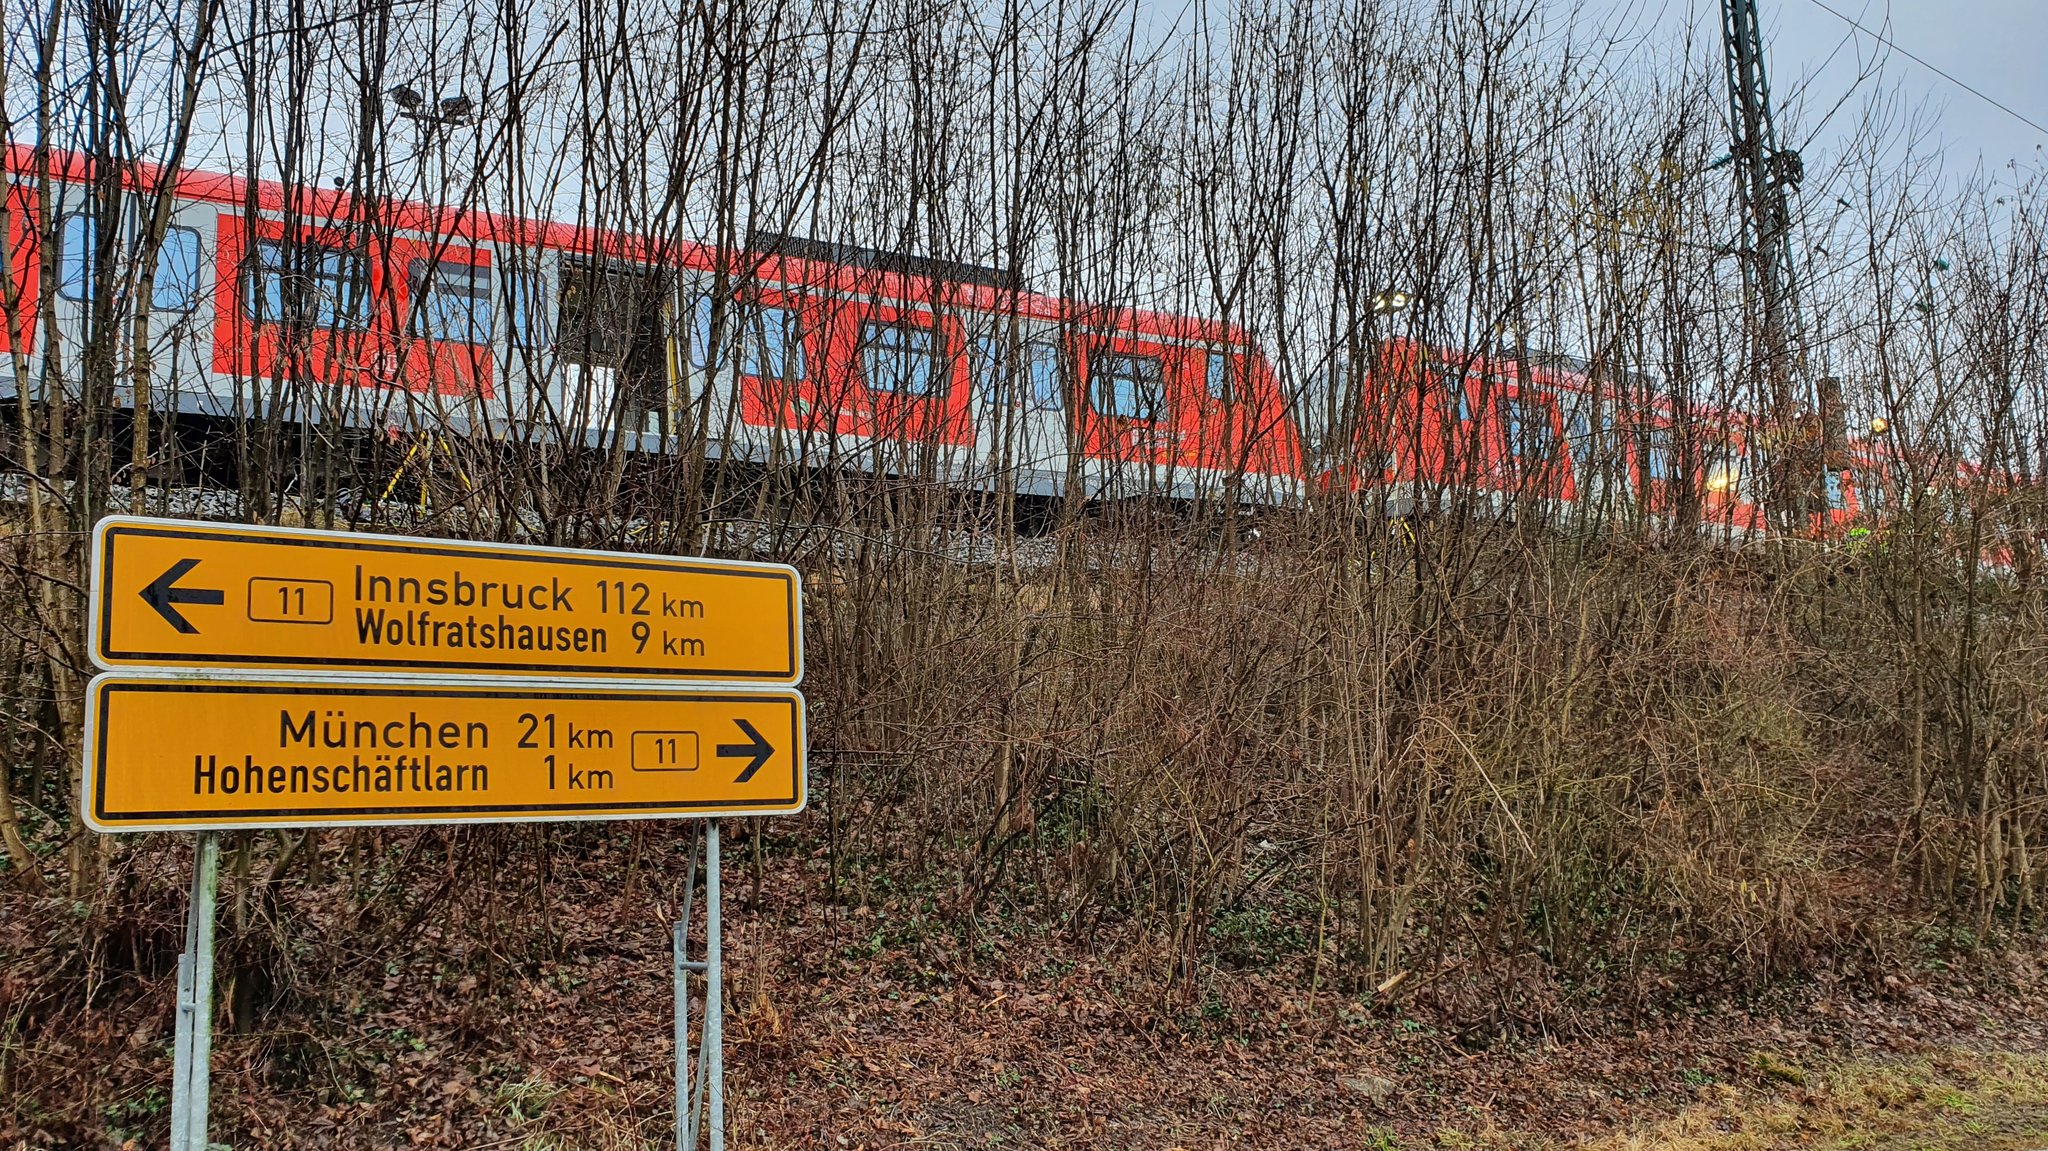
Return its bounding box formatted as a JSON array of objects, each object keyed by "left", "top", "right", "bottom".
[
  {"left": 3, "top": 147, "right": 1306, "bottom": 515},
  {"left": 1314, "top": 336, "right": 1878, "bottom": 541}
]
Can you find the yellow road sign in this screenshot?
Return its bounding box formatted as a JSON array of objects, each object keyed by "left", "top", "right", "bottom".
[
  {"left": 91, "top": 517, "right": 802, "bottom": 683},
  {"left": 83, "top": 675, "right": 806, "bottom": 831}
]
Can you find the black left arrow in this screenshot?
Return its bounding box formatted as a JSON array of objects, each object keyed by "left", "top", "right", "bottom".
[
  {"left": 141, "top": 558, "right": 225, "bottom": 634},
  {"left": 716, "top": 719, "right": 775, "bottom": 783}
]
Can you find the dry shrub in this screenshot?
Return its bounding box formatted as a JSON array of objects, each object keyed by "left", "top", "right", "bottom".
[{"left": 786, "top": 508, "right": 2011, "bottom": 1024}]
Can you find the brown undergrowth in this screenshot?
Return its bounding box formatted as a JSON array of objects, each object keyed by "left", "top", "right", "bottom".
[{"left": 3, "top": 820, "right": 2045, "bottom": 1149}]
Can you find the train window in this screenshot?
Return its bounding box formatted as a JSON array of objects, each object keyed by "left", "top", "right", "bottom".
[
  {"left": 745, "top": 306, "right": 804, "bottom": 380},
  {"left": 1525, "top": 400, "right": 1545, "bottom": 457},
  {"left": 1026, "top": 343, "right": 1062, "bottom": 410},
  {"left": 859, "top": 320, "right": 940, "bottom": 395},
  {"left": 558, "top": 259, "right": 667, "bottom": 375},
  {"left": 58, "top": 215, "right": 204, "bottom": 311},
  {"left": 1565, "top": 403, "right": 1591, "bottom": 447},
  {"left": 971, "top": 336, "right": 1006, "bottom": 404},
  {"left": 247, "top": 239, "right": 367, "bottom": 329},
  {"left": 408, "top": 259, "right": 494, "bottom": 344},
  {"left": 689, "top": 296, "right": 716, "bottom": 369},
  {"left": 1206, "top": 350, "right": 1234, "bottom": 403},
  {"left": 153, "top": 226, "right": 203, "bottom": 312},
  {"left": 1644, "top": 426, "right": 1672, "bottom": 481},
  {"left": 505, "top": 269, "right": 549, "bottom": 349},
  {"left": 1600, "top": 407, "right": 1622, "bottom": 457},
  {"left": 57, "top": 213, "right": 95, "bottom": 301},
  {"left": 1090, "top": 351, "right": 1162, "bottom": 421},
  {"left": 1705, "top": 456, "right": 1745, "bottom": 496},
  {"left": 1498, "top": 396, "right": 1525, "bottom": 455},
  {"left": 1498, "top": 396, "right": 1555, "bottom": 461},
  {"left": 1430, "top": 365, "right": 1473, "bottom": 422}
]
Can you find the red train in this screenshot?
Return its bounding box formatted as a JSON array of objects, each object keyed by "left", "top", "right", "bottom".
[
  {"left": 1321, "top": 339, "right": 1873, "bottom": 539},
  {"left": 4, "top": 147, "right": 1887, "bottom": 536}
]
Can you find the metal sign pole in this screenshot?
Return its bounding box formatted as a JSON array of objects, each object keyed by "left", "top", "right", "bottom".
[
  {"left": 674, "top": 824, "right": 701, "bottom": 1151},
  {"left": 169, "top": 831, "right": 220, "bottom": 1151},
  {"left": 672, "top": 822, "right": 724, "bottom": 1151},
  {"left": 705, "top": 819, "right": 724, "bottom": 1151}
]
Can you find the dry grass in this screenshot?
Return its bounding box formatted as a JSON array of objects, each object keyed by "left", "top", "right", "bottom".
[{"left": 1577, "top": 1049, "right": 2048, "bottom": 1151}]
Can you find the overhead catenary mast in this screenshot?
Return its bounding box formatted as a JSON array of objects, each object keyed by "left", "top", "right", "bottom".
[{"left": 1720, "top": 0, "right": 1833, "bottom": 521}]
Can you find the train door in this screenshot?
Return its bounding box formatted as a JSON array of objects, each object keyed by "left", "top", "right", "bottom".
[
  {"left": 1493, "top": 386, "right": 1571, "bottom": 505},
  {"left": 493, "top": 247, "right": 555, "bottom": 429},
  {"left": 678, "top": 274, "right": 820, "bottom": 466},
  {"left": 1564, "top": 395, "right": 1637, "bottom": 521},
  {"left": 1635, "top": 418, "right": 1678, "bottom": 518},
  {"left": 1700, "top": 429, "right": 1764, "bottom": 537},
  {"left": 1186, "top": 343, "right": 1296, "bottom": 505},
  {"left": 1850, "top": 452, "right": 1893, "bottom": 523},
  {"left": 1817, "top": 463, "right": 1856, "bottom": 534},
  {"left": 1190, "top": 346, "right": 1242, "bottom": 501},
  {"left": 727, "top": 284, "right": 829, "bottom": 468},
  {"left": 1348, "top": 343, "right": 1440, "bottom": 512},
  {"left": 1436, "top": 366, "right": 1491, "bottom": 503},
  {"left": 966, "top": 319, "right": 1068, "bottom": 497},
  {"left": 1237, "top": 350, "right": 1307, "bottom": 506},
  {"left": 669, "top": 271, "right": 722, "bottom": 448},
  {"left": 142, "top": 200, "right": 220, "bottom": 417},
  {"left": 555, "top": 256, "right": 670, "bottom": 438},
  {"left": 212, "top": 210, "right": 399, "bottom": 428}
]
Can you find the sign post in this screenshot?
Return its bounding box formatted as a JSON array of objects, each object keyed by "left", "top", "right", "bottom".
[
  {"left": 167, "top": 832, "right": 218, "bottom": 1151},
  {"left": 705, "top": 820, "right": 724, "bottom": 1150},
  {"left": 674, "top": 832, "right": 697, "bottom": 1151},
  {"left": 664, "top": 822, "right": 727, "bottom": 1151},
  {"left": 86, "top": 516, "right": 805, "bottom": 1151}
]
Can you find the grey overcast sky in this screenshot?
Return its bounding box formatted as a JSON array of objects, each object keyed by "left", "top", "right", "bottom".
[{"left": 1590, "top": 0, "right": 2048, "bottom": 176}]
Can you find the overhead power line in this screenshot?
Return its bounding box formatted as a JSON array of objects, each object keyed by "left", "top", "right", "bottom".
[{"left": 1799, "top": 0, "right": 2048, "bottom": 139}]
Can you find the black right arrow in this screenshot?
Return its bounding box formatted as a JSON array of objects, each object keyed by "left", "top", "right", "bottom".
[
  {"left": 716, "top": 719, "right": 775, "bottom": 783},
  {"left": 141, "top": 558, "right": 225, "bottom": 634}
]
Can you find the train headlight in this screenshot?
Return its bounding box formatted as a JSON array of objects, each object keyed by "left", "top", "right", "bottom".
[{"left": 1706, "top": 463, "right": 1740, "bottom": 494}]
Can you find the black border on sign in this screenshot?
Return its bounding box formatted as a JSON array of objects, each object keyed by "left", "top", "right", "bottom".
[
  {"left": 97, "top": 523, "right": 800, "bottom": 682},
  {"left": 91, "top": 679, "right": 804, "bottom": 825}
]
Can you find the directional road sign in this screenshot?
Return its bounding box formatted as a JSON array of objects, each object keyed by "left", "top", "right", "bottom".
[
  {"left": 91, "top": 517, "right": 802, "bottom": 683},
  {"left": 83, "top": 675, "right": 807, "bottom": 831}
]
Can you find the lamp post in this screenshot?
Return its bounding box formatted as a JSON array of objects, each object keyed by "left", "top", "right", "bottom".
[
  {"left": 1363, "top": 285, "right": 1415, "bottom": 453},
  {"left": 1370, "top": 289, "right": 1413, "bottom": 315},
  {"left": 1349, "top": 288, "right": 1417, "bottom": 508},
  {"left": 384, "top": 85, "right": 474, "bottom": 202},
  {"left": 376, "top": 85, "right": 475, "bottom": 415},
  {"left": 385, "top": 86, "right": 474, "bottom": 133}
]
